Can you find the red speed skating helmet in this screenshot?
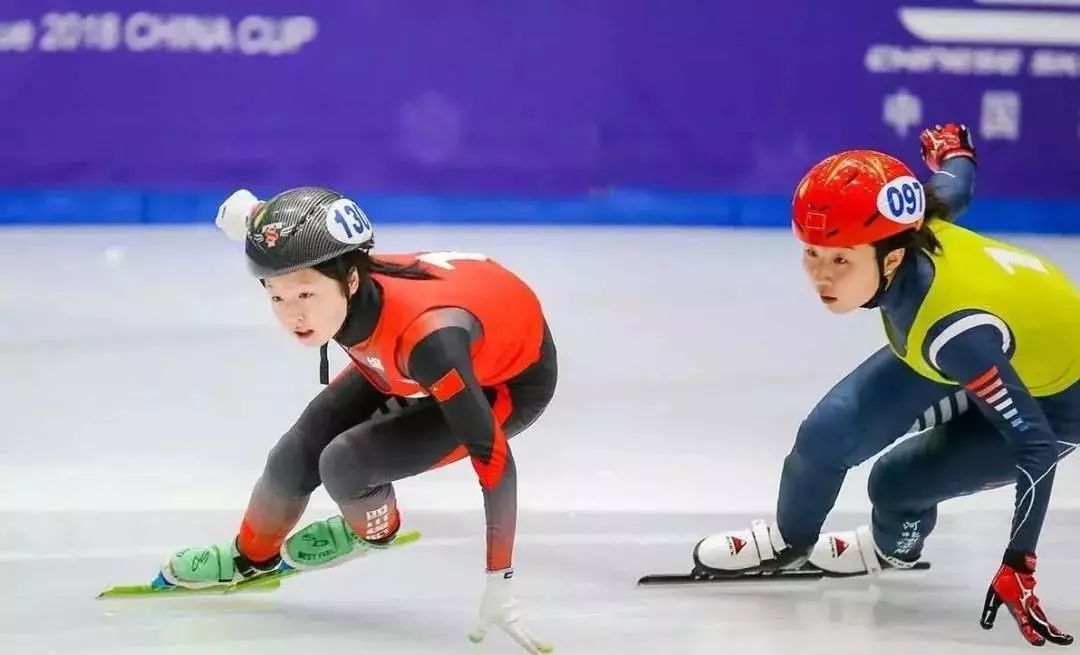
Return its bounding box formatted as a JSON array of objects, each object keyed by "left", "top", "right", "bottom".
[{"left": 792, "top": 150, "right": 926, "bottom": 248}]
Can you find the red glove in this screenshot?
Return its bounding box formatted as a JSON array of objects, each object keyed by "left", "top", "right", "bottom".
[
  {"left": 920, "top": 123, "right": 976, "bottom": 172},
  {"left": 981, "top": 551, "right": 1073, "bottom": 647}
]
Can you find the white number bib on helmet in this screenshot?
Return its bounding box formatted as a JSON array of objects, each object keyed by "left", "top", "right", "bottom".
[
  {"left": 876, "top": 176, "right": 925, "bottom": 225},
  {"left": 326, "top": 198, "right": 374, "bottom": 244}
]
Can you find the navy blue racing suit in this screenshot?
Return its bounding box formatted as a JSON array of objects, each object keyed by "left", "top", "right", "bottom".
[{"left": 776, "top": 157, "right": 1080, "bottom": 560}]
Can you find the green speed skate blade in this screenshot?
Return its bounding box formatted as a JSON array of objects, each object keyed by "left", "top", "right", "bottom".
[
  {"left": 378, "top": 529, "right": 421, "bottom": 549},
  {"left": 96, "top": 577, "right": 283, "bottom": 598},
  {"left": 97, "top": 530, "right": 421, "bottom": 599},
  {"left": 96, "top": 571, "right": 284, "bottom": 599}
]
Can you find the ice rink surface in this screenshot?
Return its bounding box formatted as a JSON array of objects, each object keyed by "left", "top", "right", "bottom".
[{"left": 2, "top": 225, "right": 1080, "bottom": 653}]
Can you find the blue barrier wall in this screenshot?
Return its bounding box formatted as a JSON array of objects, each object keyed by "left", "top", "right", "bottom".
[
  {"left": 1, "top": 2, "right": 1078, "bottom": 231},
  {"left": 1, "top": 189, "right": 1078, "bottom": 235}
]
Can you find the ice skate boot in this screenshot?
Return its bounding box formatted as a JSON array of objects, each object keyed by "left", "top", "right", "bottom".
[
  {"left": 281, "top": 514, "right": 399, "bottom": 570},
  {"left": 159, "top": 539, "right": 280, "bottom": 589},
  {"left": 809, "top": 525, "right": 921, "bottom": 576},
  {"left": 693, "top": 519, "right": 810, "bottom": 576}
]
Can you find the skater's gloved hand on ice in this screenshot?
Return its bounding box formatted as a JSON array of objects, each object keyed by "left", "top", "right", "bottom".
[
  {"left": 981, "top": 551, "right": 1073, "bottom": 647},
  {"left": 469, "top": 568, "right": 553, "bottom": 654},
  {"left": 919, "top": 123, "right": 976, "bottom": 172},
  {"left": 215, "top": 189, "right": 261, "bottom": 241}
]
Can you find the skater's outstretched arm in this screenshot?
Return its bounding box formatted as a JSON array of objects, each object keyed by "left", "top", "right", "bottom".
[
  {"left": 926, "top": 314, "right": 1061, "bottom": 555},
  {"left": 926, "top": 157, "right": 975, "bottom": 221},
  {"left": 932, "top": 314, "right": 1076, "bottom": 647},
  {"left": 403, "top": 312, "right": 517, "bottom": 573},
  {"left": 921, "top": 123, "right": 976, "bottom": 223},
  {"left": 403, "top": 311, "right": 553, "bottom": 654}
]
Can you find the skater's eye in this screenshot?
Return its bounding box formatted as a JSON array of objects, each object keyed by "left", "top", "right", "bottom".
[
  {"left": 298, "top": 291, "right": 314, "bottom": 299},
  {"left": 804, "top": 248, "right": 818, "bottom": 258},
  {"left": 270, "top": 295, "right": 284, "bottom": 303},
  {"left": 832, "top": 256, "right": 848, "bottom": 265}
]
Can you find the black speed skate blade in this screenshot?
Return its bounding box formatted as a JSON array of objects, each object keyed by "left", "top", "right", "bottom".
[
  {"left": 637, "top": 565, "right": 825, "bottom": 586},
  {"left": 833, "top": 557, "right": 928, "bottom": 579},
  {"left": 637, "top": 560, "right": 931, "bottom": 586},
  {"left": 820, "top": 560, "right": 932, "bottom": 578}
]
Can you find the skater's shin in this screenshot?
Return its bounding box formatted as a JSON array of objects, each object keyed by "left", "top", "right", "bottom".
[{"left": 237, "top": 475, "right": 310, "bottom": 563}]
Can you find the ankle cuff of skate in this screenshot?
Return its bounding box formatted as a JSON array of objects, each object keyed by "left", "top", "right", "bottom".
[
  {"left": 234, "top": 548, "right": 281, "bottom": 576},
  {"left": 363, "top": 528, "right": 399, "bottom": 547},
  {"left": 874, "top": 545, "right": 919, "bottom": 569}
]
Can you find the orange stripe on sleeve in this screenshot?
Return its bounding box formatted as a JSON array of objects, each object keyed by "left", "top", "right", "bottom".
[
  {"left": 975, "top": 378, "right": 1004, "bottom": 398},
  {"left": 965, "top": 366, "right": 999, "bottom": 392}
]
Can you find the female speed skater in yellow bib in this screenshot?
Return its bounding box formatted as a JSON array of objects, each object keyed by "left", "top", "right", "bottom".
[{"left": 691, "top": 125, "right": 1080, "bottom": 646}]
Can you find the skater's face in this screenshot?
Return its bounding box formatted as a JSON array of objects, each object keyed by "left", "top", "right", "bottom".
[
  {"left": 264, "top": 267, "right": 360, "bottom": 346},
  {"left": 801, "top": 243, "right": 903, "bottom": 314}
]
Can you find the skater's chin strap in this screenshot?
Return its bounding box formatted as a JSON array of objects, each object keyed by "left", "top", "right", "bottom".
[
  {"left": 321, "top": 278, "right": 383, "bottom": 385},
  {"left": 861, "top": 250, "right": 897, "bottom": 309},
  {"left": 860, "top": 273, "right": 890, "bottom": 309},
  {"left": 862, "top": 240, "right": 916, "bottom": 310},
  {"left": 319, "top": 343, "right": 329, "bottom": 385}
]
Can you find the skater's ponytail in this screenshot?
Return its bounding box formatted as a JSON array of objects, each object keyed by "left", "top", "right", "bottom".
[
  {"left": 874, "top": 221, "right": 943, "bottom": 262},
  {"left": 873, "top": 185, "right": 948, "bottom": 262},
  {"left": 314, "top": 249, "right": 436, "bottom": 297}
]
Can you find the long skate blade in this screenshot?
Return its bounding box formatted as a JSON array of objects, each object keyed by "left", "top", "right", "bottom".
[
  {"left": 638, "top": 560, "right": 931, "bottom": 586},
  {"left": 819, "top": 560, "right": 932, "bottom": 578},
  {"left": 638, "top": 568, "right": 825, "bottom": 585},
  {"left": 97, "top": 529, "right": 421, "bottom": 599},
  {"left": 96, "top": 574, "right": 283, "bottom": 598}
]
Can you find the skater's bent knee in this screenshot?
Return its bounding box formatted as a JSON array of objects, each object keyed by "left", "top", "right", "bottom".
[
  {"left": 319, "top": 439, "right": 357, "bottom": 500},
  {"left": 793, "top": 401, "right": 859, "bottom": 469},
  {"left": 867, "top": 457, "right": 906, "bottom": 508},
  {"left": 264, "top": 430, "right": 321, "bottom": 496},
  {"left": 318, "top": 437, "right": 384, "bottom": 502}
]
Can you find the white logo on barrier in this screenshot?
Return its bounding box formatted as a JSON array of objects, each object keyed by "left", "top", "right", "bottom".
[
  {"left": 898, "top": 1, "right": 1080, "bottom": 48},
  {"left": 0, "top": 12, "right": 318, "bottom": 55},
  {"left": 866, "top": 0, "right": 1080, "bottom": 77},
  {"left": 883, "top": 88, "right": 923, "bottom": 136},
  {"left": 0, "top": 20, "right": 36, "bottom": 51},
  {"left": 980, "top": 91, "right": 1022, "bottom": 140}
]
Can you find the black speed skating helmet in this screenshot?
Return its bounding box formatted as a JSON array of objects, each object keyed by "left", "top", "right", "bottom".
[{"left": 244, "top": 186, "right": 375, "bottom": 278}]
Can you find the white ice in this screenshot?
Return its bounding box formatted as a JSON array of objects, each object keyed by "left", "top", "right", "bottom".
[{"left": 2, "top": 225, "right": 1080, "bottom": 654}]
